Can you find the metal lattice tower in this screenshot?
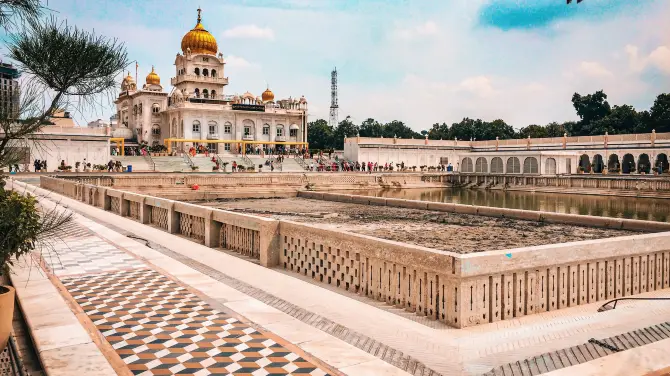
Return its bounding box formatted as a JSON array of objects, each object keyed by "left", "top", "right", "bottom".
[{"left": 329, "top": 67, "right": 339, "bottom": 128}]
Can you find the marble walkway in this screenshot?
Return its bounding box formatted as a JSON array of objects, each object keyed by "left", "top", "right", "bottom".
[{"left": 13, "top": 180, "right": 670, "bottom": 375}]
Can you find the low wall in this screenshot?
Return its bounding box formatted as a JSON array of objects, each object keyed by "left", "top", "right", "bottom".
[
  {"left": 299, "top": 191, "right": 670, "bottom": 232},
  {"left": 30, "top": 176, "right": 670, "bottom": 329}
]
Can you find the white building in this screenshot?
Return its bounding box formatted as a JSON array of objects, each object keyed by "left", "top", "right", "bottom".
[
  {"left": 87, "top": 119, "right": 110, "bottom": 128},
  {"left": 114, "top": 8, "right": 308, "bottom": 154}
]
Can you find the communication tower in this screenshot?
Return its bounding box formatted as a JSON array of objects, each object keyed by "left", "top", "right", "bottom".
[{"left": 329, "top": 67, "right": 339, "bottom": 128}]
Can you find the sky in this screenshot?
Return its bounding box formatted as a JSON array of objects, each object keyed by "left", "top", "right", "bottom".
[{"left": 5, "top": 0, "right": 670, "bottom": 130}]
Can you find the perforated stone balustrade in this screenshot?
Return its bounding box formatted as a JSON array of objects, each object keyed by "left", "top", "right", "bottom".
[{"left": 37, "top": 175, "right": 670, "bottom": 329}]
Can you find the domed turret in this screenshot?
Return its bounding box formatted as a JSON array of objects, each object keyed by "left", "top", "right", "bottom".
[
  {"left": 181, "top": 8, "right": 218, "bottom": 55},
  {"left": 262, "top": 87, "right": 275, "bottom": 103},
  {"left": 121, "top": 72, "right": 136, "bottom": 91},
  {"left": 145, "top": 66, "right": 160, "bottom": 85}
]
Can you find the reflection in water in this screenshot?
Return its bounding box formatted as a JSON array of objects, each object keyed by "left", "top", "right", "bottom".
[{"left": 338, "top": 188, "right": 670, "bottom": 222}]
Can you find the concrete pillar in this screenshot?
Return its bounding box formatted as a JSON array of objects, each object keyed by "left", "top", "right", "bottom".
[
  {"left": 139, "top": 198, "right": 150, "bottom": 224},
  {"left": 103, "top": 190, "right": 111, "bottom": 211},
  {"left": 259, "top": 220, "right": 280, "bottom": 267},
  {"left": 204, "top": 211, "right": 222, "bottom": 248},
  {"left": 120, "top": 196, "right": 129, "bottom": 216},
  {"left": 167, "top": 203, "right": 180, "bottom": 234}
]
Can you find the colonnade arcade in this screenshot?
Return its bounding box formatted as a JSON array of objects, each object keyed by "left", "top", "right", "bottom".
[
  {"left": 578, "top": 152, "right": 669, "bottom": 174},
  {"left": 460, "top": 156, "right": 547, "bottom": 174}
]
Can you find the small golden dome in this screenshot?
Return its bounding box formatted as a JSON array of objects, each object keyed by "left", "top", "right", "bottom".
[
  {"left": 121, "top": 71, "right": 135, "bottom": 90},
  {"left": 181, "top": 8, "right": 218, "bottom": 56},
  {"left": 262, "top": 87, "right": 275, "bottom": 102},
  {"left": 145, "top": 66, "right": 160, "bottom": 85},
  {"left": 242, "top": 91, "right": 255, "bottom": 99},
  {"left": 122, "top": 71, "right": 134, "bottom": 83}
]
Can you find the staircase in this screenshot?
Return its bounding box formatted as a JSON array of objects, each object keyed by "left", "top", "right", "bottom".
[
  {"left": 152, "top": 156, "right": 190, "bottom": 172},
  {"left": 191, "top": 155, "right": 217, "bottom": 171},
  {"left": 111, "top": 156, "right": 151, "bottom": 171}
]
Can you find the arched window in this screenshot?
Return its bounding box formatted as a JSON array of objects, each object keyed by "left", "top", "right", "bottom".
[
  {"left": 208, "top": 121, "right": 217, "bottom": 136},
  {"left": 152, "top": 103, "right": 160, "bottom": 113},
  {"left": 211, "top": 90, "right": 216, "bottom": 99},
  {"left": 194, "top": 88, "right": 200, "bottom": 98},
  {"left": 461, "top": 157, "right": 473, "bottom": 173},
  {"left": 276, "top": 125, "right": 284, "bottom": 137},
  {"left": 192, "top": 120, "right": 201, "bottom": 133},
  {"left": 475, "top": 157, "right": 488, "bottom": 173},
  {"left": 545, "top": 158, "right": 557, "bottom": 175},
  {"left": 211, "top": 69, "right": 217, "bottom": 77},
  {"left": 202, "top": 89, "right": 209, "bottom": 99},
  {"left": 138, "top": 103, "right": 143, "bottom": 114},
  {"left": 223, "top": 122, "right": 232, "bottom": 134},
  {"left": 151, "top": 124, "right": 161, "bottom": 136},
  {"left": 506, "top": 157, "right": 520, "bottom": 173},
  {"left": 523, "top": 157, "right": 538, "bottom": 174},
  {"left": 262, "top": 124, "right": 270, "bottom": 135},
  {"left": 133, "top": 105, "right": 137, "bottom": 115},
  {"left": 490, "top": 157, "right": 503, "bottom": 173},
  {"left": 203, "top": 68, "right": 209, "bottom": 77},
  {"left": 194, "top": 68, "right": 200, "bottom": 76}
]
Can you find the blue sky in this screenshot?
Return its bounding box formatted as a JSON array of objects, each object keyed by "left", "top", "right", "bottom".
[{"left": 7, "top": 0, "right": 670, "bottom": 129}]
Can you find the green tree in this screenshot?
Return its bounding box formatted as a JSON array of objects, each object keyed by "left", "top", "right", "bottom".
[
  {"left": 427, "top": 122, "right": 450, "bottom": 140},
  {"left": 358, "top": 118, "right": 383, "bottom": 138},
  {"left": 382, "top": 120, "right": 421, "bottom": 139},
  {"left": 649, "top": 93, "right": 670, "bottom": 133},
  {"left": 571, "top": 90, "right": 612, "bottom": 135},
  {"left": 483, "top": 119, "right": 515, "bottom": 140},
  {"left": 307, "top": 119, "right": 333, "bottom": 150},
  {"left": 518, "top": 124, "right": 548, "bottom": 139},
  {"left": 589, "top": 105, "right": 640, "bottom": 135},
  {"left": 332, "top": 116, "right": 359, "bottom": 149},
  {"left": 545, "top": 122, "right": 568, "bottom": 137}
]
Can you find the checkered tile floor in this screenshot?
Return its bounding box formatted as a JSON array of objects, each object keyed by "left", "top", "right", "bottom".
[
  {"left": 62, "top": 268, "right": 329, "bottom": 376},
  {"left": 46, "top": 236, "right": 146, "bottom": 276}
]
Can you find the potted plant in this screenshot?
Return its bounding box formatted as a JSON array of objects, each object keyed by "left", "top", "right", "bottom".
[
  {"left": 191, "top": 165, "right": 199, "bottom": 172},
  {"left": 222, "top": 162, "right": 229, "bottom": 172},
  {"left": 258, "top": 164, "right": 263, "bottom": 172},
  {"left": 84, "top": 163, "right": 91, "bottom": 172},
  {"left": 0, "top": 189, "right": 72, "bottom": 351},
  {"left": 74, "top": 161, "right": 81, "bottom": 172},
  {"left": 412, "top": 166, "right": 417, "bottom": 172},
  {"left": 237, "top": 166, "right": 246, "bottom": 172}
]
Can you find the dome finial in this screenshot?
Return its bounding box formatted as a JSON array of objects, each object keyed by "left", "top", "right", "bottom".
[{"left": 197, "top": 7, "right": 202, "bottom": 23}]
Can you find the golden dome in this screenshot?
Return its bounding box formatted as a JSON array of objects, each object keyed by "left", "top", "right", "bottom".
[
  {"left": 145, "top": 66, "right": 160, "bottom": 85},
  {"left": 122, "top": 71, "right": 134, "bottom": 83},
  {"left": 262, "top": 87, "right": 275, "bottom": 102},
  {"left": 181, "top": 8, "right": 218, "bottom": 56}
]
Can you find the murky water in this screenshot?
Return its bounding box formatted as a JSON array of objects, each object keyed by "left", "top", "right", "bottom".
[{"left": 337, "top": 188, "right": 670, "bottom": 222}]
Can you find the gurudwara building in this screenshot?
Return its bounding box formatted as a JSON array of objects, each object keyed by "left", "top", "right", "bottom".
[{"left": 114, "top": 8, "right": 308, "bottom": 154}]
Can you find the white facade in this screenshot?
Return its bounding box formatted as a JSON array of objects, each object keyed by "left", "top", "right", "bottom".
[{"left": 114, "top": 8, "right": 308, "bottom": 153}]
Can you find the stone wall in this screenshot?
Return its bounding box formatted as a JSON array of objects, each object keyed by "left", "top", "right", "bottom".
[{"left": 30, "top": 176, "right": 670, "bottom": 329}]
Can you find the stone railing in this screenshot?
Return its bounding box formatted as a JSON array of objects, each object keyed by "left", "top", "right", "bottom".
[
  {"left": 29, "top": 176, "right": 670, "bottom": 329},
  {"left": 450, "top": 174, "right": 670, "bottom": 193}
]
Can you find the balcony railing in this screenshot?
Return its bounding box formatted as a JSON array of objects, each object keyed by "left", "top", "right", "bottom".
[
  {"left": 171, "top": 75, "right": 229, "bottom": 86},
  {"left": 207, "top": 134, "right": 219, "bottom": 140},
  {"left": 242, "top": 135, "right": 254, "bottom": 141},
  {"left": 275, "top": 136, "right": 286, "bottom": 142}
]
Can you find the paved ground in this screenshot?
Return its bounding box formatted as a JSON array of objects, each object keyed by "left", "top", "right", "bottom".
[{"left": 17, "top": 182, "right": 670, "bottom": 375}]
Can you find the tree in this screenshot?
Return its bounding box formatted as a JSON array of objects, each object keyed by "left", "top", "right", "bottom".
[
  {"left": 358, "top": 118, "right": 383, "bottom": 138},
  {"left": 545, "top": 122, "right": 568, "bottom": 137},
  {"left": 427, "top": 122, "right": 450, "bottom": 140},
  {"left": 518, "top": 124, "right": 548, "bottom": 139},
  {"left": 571, "top": 90, "right": 612, "bottom": 135},
  {"left": 589, "top": 105, "right": 640, "bottom": 135},
  {"left": 307, "top": 119, "right": 333, "bottom": 150},
  {"left": 332, "top": 116, "right": 359, "bottom": 149},
  {"left": 0, "top": 3, "right": 128, "bottom": 277},
  {"left": 649, "top": 93, "right": 670, "bottom": 133},
  {"left": 483, "top": 119, "right": 515, "bottom": 140},
  {"left": 382, "top": 120, "right": 421, "bottom": 139}
]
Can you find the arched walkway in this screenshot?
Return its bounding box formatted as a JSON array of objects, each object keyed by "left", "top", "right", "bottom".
[
  {"left": 490, "top": 157, "right": 503, "bottom": 173},
  {"left": 475, "top": 157, "right": 488, "bottom": 173},
  {"left": 608, "top": 154, "right": 620, "bottom": 173},
  {"left": 523, "top": 157, "right": 538, "bottom": 174},
  {"left": 579, "top": 154, "right": 591, "bottom": 173},
  {"left": 592, "top": 154, "right": 604, "bottom": 173},
  {"left": 506, "top": 157, "right": 520, "bottom": 174},
  {"left": 622, "top": 154, "right": 635, "bottom": 174},
  {"left": 638, "top": 154, "right": 651, "bottom": 174},
  {"left": 545, "top": 158, "right": 556, "bottom": 175},
  {"left": 461, "top": 157, "right": 473, "bottom": 173},
  {"left": 656, "top": 153, "right": 669, "bottom": 173}
]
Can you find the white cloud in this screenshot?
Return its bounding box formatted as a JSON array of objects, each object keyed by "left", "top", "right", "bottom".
[
  {"left": 222, "top": 25, "right": 275, "bottom": 40},
  {"left": 458, "top": 76, "right": 496, "bottom": 98},
  {"left": 395, "top": 21, "right": 439, "bottom": 40},
  {"left": 224, "top": 55, "right": 259, "bottom": 69},
  {"left": 648, "top": 46, "right": 670, "bottom": 74},
  {"left": 578, "top": 61, "right": 614, "bottom": 78}
]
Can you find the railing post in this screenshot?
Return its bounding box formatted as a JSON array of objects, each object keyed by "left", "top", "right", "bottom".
[
  {"left": 204, "top": 210, "right": 222, "bottom": 248},
  {"left": 120, "top": 194, "right": 129, "bottom": 216},
  {"left": 167, "top": 203, "right": 180, "bottom": 234},
  {"left": 103, "top": 189, "right": 111, "bottom": 211},
  {"left": 139, "top": 197, "right": 150, "bottom": 224},
  {"left": 259, "top": 220, "right": 281, "bottom": 267}
]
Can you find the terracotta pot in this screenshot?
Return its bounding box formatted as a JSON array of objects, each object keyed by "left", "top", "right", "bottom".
[{"left": 0, "top": 286, "right": 15, "bottom": 352}]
